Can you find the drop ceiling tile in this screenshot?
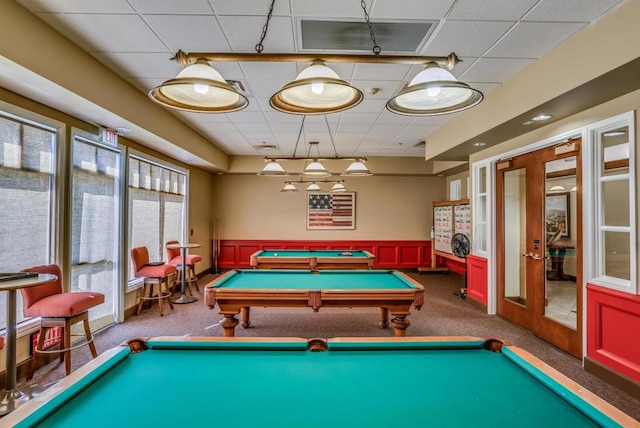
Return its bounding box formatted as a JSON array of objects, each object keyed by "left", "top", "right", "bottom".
[
  {"left": 93, "top": 52, "right": 181, "bottom": 79},
  {"left": 142, "top": 15, "right": 230, "bottom": 52},
  {"left": 177, "top": 111, "right": 231, "bottom": 123},
  {"left": 292, "top": 0, "right": 365, "bottom": 18},
  {"left": 349, "top": 99, "right": 388, "bottom": 113},
  {"left": 486, "top": 22, "right": 586, "bottom": 59},
  {"left": 219, "top": 16, "right": 294, "bottom": 51},
  {"left": 411, "top": 115, "right": 457, "bottom": 126},
  {"left": 242, "top": 78, "right": 290, "bottom": 98},
  {"left": 210, "top": 0, "right": 291, "bottom": 15},
  {"left": 337, "top": 122, "right": 373, "bottom": 133},
  {"left": 234, "top": 122, "right": 272, "bottom": 133},
  {"left": 17, "top": 0, "right": 134, "bottom": 13},
  {"left": 370, "top": 0, "right": 456, "bottom": 19},
  {"left": 375, "top": 111, "right": 415, "bottom": 124},
  {"left": 460, "top": 57, "right": 535, "bottom": 83},
  {"left": 352, "top": 80, "right": 401, "bottom": 100},
  {"left": 226, "top": 112, "right": 266, "bottom": 123},
  {"left": 523, "top": 0, "right": 623, "bottom": 23},
  {"left": 448, "top": 0, "right": 538, "bottom": 20},
  {"left": 367, "top": 123, "right": 408, "bottom": 137},
  {"left": 52, "top": 14, "right": 168, "bottom": 53},
  {"left": 263, "top": 110, "right": 304, "bottom": 123},
  {"left": 339, "top": 112, "right": 380, "bottom": 123},
  {"left": 195, "top": 122, "right": 238, "bottom": 133},
  {"left": 353, "top": 63, "right": 412, "bottom": 81},
  {"left": 425, "top": 20, "right": 514, "bottom": 57},
  {"left": 469, "top": 82, "right": 502, "bottom": 97},
  {"left": 129, "top": 0, "right": 214, "bottom": 14},
  {"left": 240, "top": 61, "right": 298, "bottom": 79}
]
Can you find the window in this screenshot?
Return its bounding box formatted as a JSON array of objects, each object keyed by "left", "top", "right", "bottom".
[
  {"left": 472, "top": 163, "right": 489, "bottom": 255},
  {"left": 0, "top": 110, "right": 58, "bottom": 330},
  {"left": 586, "top": 112, "right": 636, "bottom": 293},
  {"left": 71, "top": 134, "right": 121, "bottom": 330},
  {"left": 127, "top": 153, "right": 187, "bottom": 289}
]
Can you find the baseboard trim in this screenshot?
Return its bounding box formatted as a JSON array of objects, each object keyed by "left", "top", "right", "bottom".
[{"left": 584, "top": 356, "right": 640, "bottom": 400}]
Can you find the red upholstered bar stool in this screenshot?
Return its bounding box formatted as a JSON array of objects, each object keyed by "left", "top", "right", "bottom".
[
  {"left": 19, "top": 264, "right": 105, "bottom": 380},
  {"left": 131, "top": 246, "right": 176, "bottom": 316},
  {"left": 166, "top": 240, "right": 202, "bottom": 295}
]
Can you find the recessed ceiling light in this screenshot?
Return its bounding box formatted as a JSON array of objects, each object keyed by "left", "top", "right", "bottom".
[
  {"left": 523, "top": 120, "right": 535, "bottom": 125},
  {"left": 473, "top": 142, "right": 487, "bottom": 147},
  {"left": 115, "top": 127, "right": 131, "bottom": 133},
  {"left": 531, "top": 114, "right": 552, "bottom": 121}
]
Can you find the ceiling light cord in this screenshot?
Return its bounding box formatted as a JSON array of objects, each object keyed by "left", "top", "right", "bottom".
[
  {"left": 361, "top": 0, "right": 381, "bottom": 55},
  {"left": 291, "top": 116, "right": 306, "bottom": 159},
  {"left": 255, "top": 0, "right": 277, "bottom": 53},
  {"left": 325, "top": 115, "right": 339, "bottom": 158}
]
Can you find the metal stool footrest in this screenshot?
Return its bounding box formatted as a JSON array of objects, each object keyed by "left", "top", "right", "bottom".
[{"left": 34, "top": 332, "right": 96, "bottom": 354}]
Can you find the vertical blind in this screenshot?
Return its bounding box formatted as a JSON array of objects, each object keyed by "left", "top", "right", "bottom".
[
  {"left": 0, "top": 114, "right": 56, "bottom": 330},
  {"left": 127, "top": 155, "right": 186, "bottom": 283},
  {"left": 71, "top": 137, "right": 120, "bottom": 329}
]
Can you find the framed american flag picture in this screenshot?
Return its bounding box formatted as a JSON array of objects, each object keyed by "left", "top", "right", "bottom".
[{"left": 307, "top": 192, "right": 355, "bottom": 230}]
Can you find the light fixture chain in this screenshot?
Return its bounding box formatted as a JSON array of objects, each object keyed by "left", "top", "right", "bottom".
[
  {"left": 325, "top": 115, "right": 339, "bottom": 158},
  {"left": 255, "top": 0, "right": 277, "bottom": 53},
  {"left": 292, "top": 116, "right": 306, "bottom": 159},
  {"left": 360, "top": 0, "right": 381, "bottom": 55}
]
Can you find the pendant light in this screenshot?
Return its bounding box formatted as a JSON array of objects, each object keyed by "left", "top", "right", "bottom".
[
  {"left": 149, "top": 59, "right": 248, "bottom": 113},
  {"left": 387, "top": 63, "right": 483, "bottom": 116}
]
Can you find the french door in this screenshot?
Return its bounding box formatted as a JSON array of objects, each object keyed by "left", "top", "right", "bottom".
[{"left": 496, "top": 139, "right": 582, "bottom": 357}]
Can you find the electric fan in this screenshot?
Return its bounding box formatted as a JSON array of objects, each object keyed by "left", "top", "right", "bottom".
[{"left": 451, "top": 233, "right": 471, "bottom": 298}]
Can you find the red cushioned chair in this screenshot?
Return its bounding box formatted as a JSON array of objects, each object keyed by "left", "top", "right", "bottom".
[
  {"left": 131, "top": 246, "right": 176, "bottom": 316},
  {"left": 166, "top": 240, "right": 202, "bottom": 295},
  {"left": 20, "top": 264, "right": 105, "bottom": 380}
]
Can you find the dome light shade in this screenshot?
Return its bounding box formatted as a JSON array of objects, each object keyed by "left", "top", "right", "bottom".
[
  {"left": 306, "top": 182, "right": 321, "bottom": 191},
  {"left": 302, "top": 160, "right": 331, "bottom": 178},
  {"left": 330, "top": 182, "right": 347, "bottom": 192},
  {"left": 270, "top": 60, "right": 363, "bottom": 115},
  {"left": 281, "top": 183, "right": 298, "bottom": 192},
  {"left": 258, "top": 160, "right": 288, "bottom": 176},
  {"left": 149, "top": 59, "right": 248, "bottom": 113},
  {"left": 342, "top": 160, "right": 372, "bottom": 176},
  {"left": 387, "top": 63, "right": 483, "bottom": 116}
]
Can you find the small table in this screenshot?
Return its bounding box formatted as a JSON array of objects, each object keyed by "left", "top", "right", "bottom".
[
  {"left": 0, "top": 272, "right": 57, "bottom": 416},
  {"left": 1, "top": 336, "right": 636, "bottom": 427},
  {"left": 166, "top": 243, "right": 201, "bottom": 304}
]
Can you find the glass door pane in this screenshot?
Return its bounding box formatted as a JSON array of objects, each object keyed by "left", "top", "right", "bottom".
[
  {"left": 71, "top": 138, "right": 120, "bottom": 330},
  {"left": 503, "top": 168, "right": 527, "bottom": 306}
]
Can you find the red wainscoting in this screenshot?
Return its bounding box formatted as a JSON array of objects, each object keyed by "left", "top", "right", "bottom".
[
  {"left": 217, "top": 240, "right": 451, "bottom": 269},
  {"left": 466, "top": 254, "right": 488, "bottom": 305},
  {"left": 587, "top": 284, "right": 640, "bottom": 383}
]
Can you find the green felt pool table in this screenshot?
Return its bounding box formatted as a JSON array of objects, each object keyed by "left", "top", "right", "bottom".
[
  {"left": 204, "top": 269, "right": 424, "bottom": 337},
  {"left": 249, "top": 249, "right": 375, "bottom": 269},
  {"left": 3, "top": 336, "right": 635, "bottom": 427}
]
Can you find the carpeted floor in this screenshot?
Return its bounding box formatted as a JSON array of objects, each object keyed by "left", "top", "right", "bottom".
[{"left": 18, "top": 270, "right": 640, "bottom": 422}]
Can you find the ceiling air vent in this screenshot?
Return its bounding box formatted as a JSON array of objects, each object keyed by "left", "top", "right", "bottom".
[
  {"left": 300, "top": 20, "right": 436, "bottom": 53},
  {"left": 253, "top": 144, "right": 279, "bottom": 152}
]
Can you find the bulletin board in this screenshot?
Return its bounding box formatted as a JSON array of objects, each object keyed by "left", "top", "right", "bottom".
[{"left": 432, "top": 199, "right": 471, "bottom": 262}]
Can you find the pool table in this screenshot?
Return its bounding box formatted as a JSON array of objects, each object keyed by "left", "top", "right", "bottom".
[
  {"left": 205, "top": 269, "right": 424, "bottom": 337},
  {"left": 3, "top": 336, "right": 635, "bottom": 427},
  {"left": 249, "top": 249, "right": 375, "bottom": 269}
]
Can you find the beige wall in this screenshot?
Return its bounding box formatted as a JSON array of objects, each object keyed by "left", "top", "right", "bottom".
[
  {"left": 211, "top": 174, "right": 446, "bottom": 241},
  {"left": 445, "top": 171, "right": 470, "bottom": 201}
]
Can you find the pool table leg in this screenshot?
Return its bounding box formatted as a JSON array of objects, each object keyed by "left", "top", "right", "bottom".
[
  {"left": 220, "top": 314, "right": 239, "bottom": 337},
  {"left": 390, "top": 315, "right": 410, "bottom": 337},
  {"left": 241, "top": 307, "right": 251, "bottom": 328},
  {"left": 378, "top": 308, "right": 389, "bottom": 329}
]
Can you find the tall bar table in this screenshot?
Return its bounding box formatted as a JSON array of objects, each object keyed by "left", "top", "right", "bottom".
[
  {"left": 0, "top": 272, "right": 57, "bottom": 416},
  {"left": 167, "top": 243, "right": 201, "bottom": 304}
]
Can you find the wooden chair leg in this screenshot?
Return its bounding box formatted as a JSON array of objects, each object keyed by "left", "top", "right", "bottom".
[
  {"left": 136, "top": 284, "right": 146, "bottom": 315},
  {"left": 157, "top": 281, "right": 164, "bottom": 316},
  {"left": 27, "top": 327, "right": 47, "bottom": 381},
  {"left": 165, "top": 278, "right": 174, "bottom": 310},
  {"left": 64, "top": 319, "right": 72, "bottom": 375},
  {"left": 83, "top": 316, "right": 98, "bottom": 358}
]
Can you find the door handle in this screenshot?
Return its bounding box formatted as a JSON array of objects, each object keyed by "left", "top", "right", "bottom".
[
  {"left": 522, "top": 252, "right": 533, "bottom": 258},
  {"left": 531, "top": 253, "right": 547, "bottom": 261}
]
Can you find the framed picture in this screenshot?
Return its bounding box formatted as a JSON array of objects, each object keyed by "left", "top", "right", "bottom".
[
  {"left": 307, "top": 192, "right": 355, "bottom": 230},
  {"left": 545, "top": 193, "right": 570, "bottom": 239}
]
